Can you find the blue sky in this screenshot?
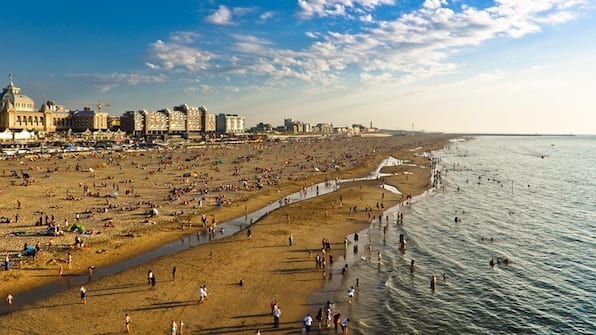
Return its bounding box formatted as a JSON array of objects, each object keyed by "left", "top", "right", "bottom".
[{"left": 1, "top": 0, "right": 595, "bottom": 133}]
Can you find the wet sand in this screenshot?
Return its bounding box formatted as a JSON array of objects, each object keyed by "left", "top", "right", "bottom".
[{"left": 0, "top": 134, "right": 451, "bottom": 334}]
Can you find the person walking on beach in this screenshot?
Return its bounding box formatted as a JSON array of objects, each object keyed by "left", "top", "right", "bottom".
[
  {"left": 199, "top": 285, "right": 208, "bottom": 303},
  {"left": 147, "top": 270, "right": 154, "bottom": 286},
  {"left": 125, "top": 313, "right": 131, "bottom": 333},
  {"left": 272, "top": 304, "right": 281, "bottom": 328},
  {"left": 316, "top": 307, "right": 323, "bottom": 329},
  {"left": 347, "top": 286, "right": 355, "bottom": 304},
  {"left": 150, "top": 271, "right": 156, "bottom": 289},
  {"left": 172, "top": 266, "right": 177, "bottom": 281},
  {"left": 303, "top": 313, "right": 313, "bottom": 335},
  {"left": 6, "top": 293, "right": 13, "bottom": 306},
  {"left": 80, "top": 285, "right": 87, "bottom": 304},
  {"left": 170, "top": 320, "right": 177, "bottom": 335}
]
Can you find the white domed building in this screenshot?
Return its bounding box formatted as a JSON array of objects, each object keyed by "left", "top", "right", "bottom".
[{"left": 0, "top": 74, "right": 55, "bottom": 132}]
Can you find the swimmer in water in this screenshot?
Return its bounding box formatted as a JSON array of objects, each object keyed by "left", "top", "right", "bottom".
[{"left": 430, "top": 274, "right": 437, "bottom": 290}]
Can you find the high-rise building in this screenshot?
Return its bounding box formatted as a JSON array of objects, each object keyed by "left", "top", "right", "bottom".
[{"left": 216, "top": 114, "right": 245, "bottom": 134}]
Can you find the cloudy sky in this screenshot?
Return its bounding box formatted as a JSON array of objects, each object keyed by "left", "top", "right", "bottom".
[{"left": 2, "top": 0, "right": 595, "bottom": 133}]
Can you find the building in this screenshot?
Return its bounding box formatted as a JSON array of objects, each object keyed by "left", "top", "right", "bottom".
[
  {"left": 70, "top": 107, "right": 109, "bottom": 132},
  {"left": 216, "top": 114, "right": 245, "bottom": 134},
  {"left": 0, "top": 75, "right": 109, "bottom": 135},
  {"left": 120, "top": 110, "right": 146, "bottom": 137},
  {"left": 120, "top": 105, "right": 217, "bottom": 137},
  {"left": 0, "top": 75, "right": 54, "bottom": 132}
]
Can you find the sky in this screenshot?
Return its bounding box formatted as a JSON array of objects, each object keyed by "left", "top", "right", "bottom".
[{"left": 1, "top": 0, "right": 595, "bottom": 134}]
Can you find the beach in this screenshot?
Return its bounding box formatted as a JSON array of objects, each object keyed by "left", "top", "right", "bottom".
[{"left": 0, "top": 134, "right": 451, "bottom": 334}]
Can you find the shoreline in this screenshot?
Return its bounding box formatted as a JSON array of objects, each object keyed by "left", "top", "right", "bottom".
[{"left": 0, "top": 134, "right": 452, "bottom": 334}]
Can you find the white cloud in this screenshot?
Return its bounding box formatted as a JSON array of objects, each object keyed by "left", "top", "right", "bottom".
[
  {"left": 68, "top": 73, "right": 166, "bottom": 92},
  {"left": 359, "top": 14, "right": 374, "bottom": 23},
  {"left": 169, "top": 31, "right": 200, "bottom": 44},
  {"left": 305, "top": 31, "right": 319, "bottom": 39},
  {"left": 422, "top": 0, "right": 447, "bottom": 10},
  {"left": 146, "top": 40, "right": 214, "bottom": 72},
  {"left": 205, "top": 5, "right": 233, "bottom": 25},
  {"left": 259, "top": 11, "right": 275, "bottom": 21},
  {"left": 297, "top": 0, "right": 395, "bottom": 18},
  {"left": 291, "top": 0, "right": 588, "bottom": 88},
  {"left": 230, "top": 34, "right": 274, "bottom": 54},
  {"left": 205, "top": 5, "right": 255, "bottom": 25},
  {"left": 142, "top": 0, "right": 588, "bottom": 93}
]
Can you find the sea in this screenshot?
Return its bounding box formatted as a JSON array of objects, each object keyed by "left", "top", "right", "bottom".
[{"left": 313, "top": 135, "right": 596, "bottom": 335}]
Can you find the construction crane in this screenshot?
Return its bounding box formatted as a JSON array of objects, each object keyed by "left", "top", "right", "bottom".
[{"left": 63, "top": 99, "right": 111, "bottom": 112}]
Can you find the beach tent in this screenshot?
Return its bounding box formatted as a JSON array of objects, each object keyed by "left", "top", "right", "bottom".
[
  {"left": 0, "top": 129, "right": 13, "bottom": 141},
  {"left": 22, "top": 246, "right": 35, "bottom": 256},
  {"left": 14, "top": 129, "right": 35, "bottom": 140},
  {"left": 68, "top": 223, "right": 85, "bottom": 233}
]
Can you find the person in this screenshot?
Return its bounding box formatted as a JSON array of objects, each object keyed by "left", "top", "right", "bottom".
[
  {"left": 273, "top": 304, "right": 281, "bottom": 328},
  {"left": 172, "top": 266, "right": 177, "bottom": 281},
  {"left": 6, "top": 293, "right": 13, "bottom": 305},
  {"left": 410, "top": 259, "right": 416, "bottom": 273},
  {"left": 333, "top": 313, "right": 341, "bottom": 332},
  {"left": 80, "top": 285, "right": 87, "bottom": 304},
  {"left": 430, "top": 274, "right": 437, "bottom": 290},
  {"left": 289, "top": 234, "right": 294, "bottom": 246},
  {"left": 150, "top": 271, "right": 156, "bottom": 289},
  {"left": 255, "top": 330, "right": 261, "bottom": 335},
  {"left": 303, "top": 313, "right": 313, "bottom": 335},
  {"left": 247, "top": 228, "right": 252, "bottom": 239},
  {"left": 315, "top": 307, "right": 323, "bottom": 329},
  {"left": 171, "top": 320, "right": 177, "bottom": 335},
  {"left": 341, "top": 318, "right": 350, "bottom": 335},
  {"left": 87, "top": 265, "right": 95, "bottom": 280},
  {"left": 4, "top": 254, "right": 9, "bottom": 271},
  {"left": 347, "top": 286, "right": 355, "bottom": 303},
  {"left": 125, "top": 313, "right": 131, "bottom": 333},
  {"left": 179, "top": 320, "right": 184, "bottom": 335},
  {"left": 199, "top": 285, "right": 207, "bottom": 303}
]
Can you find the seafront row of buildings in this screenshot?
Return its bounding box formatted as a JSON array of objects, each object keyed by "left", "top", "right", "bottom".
[
  {"left": 0, "top": 76, "right": 244, "bottom": 139},
  {"left": 0, "top": 76, "right": 377, "bottom": 141}
]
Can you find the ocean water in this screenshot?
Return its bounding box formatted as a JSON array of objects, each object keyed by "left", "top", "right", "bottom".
[{"left": 320, "top": 136, "right": 596, "bottom": 334}]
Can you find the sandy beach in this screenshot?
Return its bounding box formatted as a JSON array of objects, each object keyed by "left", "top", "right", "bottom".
[{"left": 0, "top": 134, "right": 451, "bottom": 334}]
